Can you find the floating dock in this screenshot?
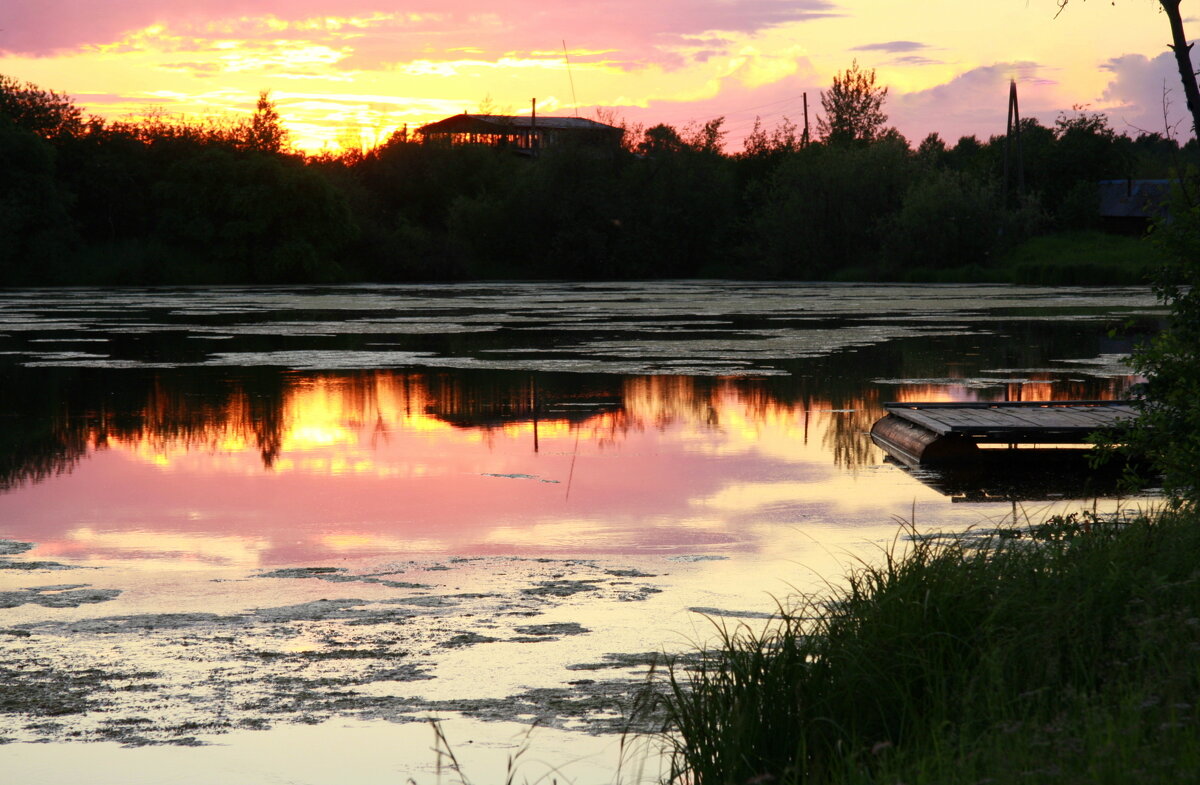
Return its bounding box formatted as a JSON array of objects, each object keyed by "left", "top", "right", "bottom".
[{"left": 870, "top": 401, "right": 1137, "bottom": 465}]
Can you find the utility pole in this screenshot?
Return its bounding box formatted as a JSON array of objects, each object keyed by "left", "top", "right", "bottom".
[
  {"left": 802, "top": 92, "right": 810, "bottom": 147},
  {"left": 531, "top": 97, "right": 539, "bottom": 157}
]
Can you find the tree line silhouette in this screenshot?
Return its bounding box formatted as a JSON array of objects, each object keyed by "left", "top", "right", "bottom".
[{"left": 1, "top": 69, "right": 1194, "bottom": 286}]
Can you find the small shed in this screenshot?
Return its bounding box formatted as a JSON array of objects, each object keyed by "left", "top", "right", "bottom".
[
  {"left": 417, "top": 113, "right": 623, "bottom": 153},
  {"left": 1098, "top": 179, "right": 1172, "bottom": 234}
]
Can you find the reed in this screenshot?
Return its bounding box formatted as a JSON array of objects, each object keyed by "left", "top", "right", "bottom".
[{"left": 652, "top": 509, "right": 1200, "bottom": 784}]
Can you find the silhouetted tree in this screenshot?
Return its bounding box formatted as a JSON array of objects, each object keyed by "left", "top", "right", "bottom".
[
  {"left": 1054, "top": 3, "right": 1200, "bottom": 506},
  {"left": 0, "top": 120, "right": 76, "bottom": 282},
  {"left": 1052, "top": 108, "right": 1130, "bottom": 227},
  {"left": 154, "top": 148, "right": 354, "bottom": 282},
  {"left": 751, "top": 138, "right": 912, "bottom": 276},
  {"left": 1130, "top": 131, "right": 1182, "bottom": 177},
  {"left": 1128, "top": 189, "right": 1200, "bottom": 506},
  {"left": 245, "top": 90, "right": 289, "bottom": 154},
  {"left": 615, "top": 139, "right": 738, "bottom": 277},
  {"left": 915, "top": 132, "right": 950, "bottom": 168},
  {"left": 0, "top": 74, "right": 83, "bottom": 140},
  {"left": 685, "top": 117, "right": 727, "bottom": 154},
  {"left": 0, "top": 72, "right": 1187, "bottom": 287},
  {"left": 637, "top": 124, "right": 688, "bottom": 156},
  {"left": 817, "top": 60, "right": 889, "bottom": 146},
  {"left": 885, "top": 170, "right": 1017, "bottom": 270},
  {"left": 743, "top": 116, "right": 801, "bottom": 158}
]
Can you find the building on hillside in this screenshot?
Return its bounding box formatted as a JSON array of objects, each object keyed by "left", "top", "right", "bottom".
[
  {"left": 417, "top": 113, "right": 623, "bottom": 154},
  {"left": 1098, "top": 179, "right": 1172, "bottom": 234}
]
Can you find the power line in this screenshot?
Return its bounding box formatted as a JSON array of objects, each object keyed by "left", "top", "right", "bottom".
[
  {"left": 721, "top": 92, "right": 805, "bottom": 117},
  {"left": 563, "top": 41, "right": 580, "bottom": 117}
]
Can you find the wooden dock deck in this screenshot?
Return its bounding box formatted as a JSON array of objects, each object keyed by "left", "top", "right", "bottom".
[{"left": 870, "top": 401, "right": 1137, "bottom": 465}]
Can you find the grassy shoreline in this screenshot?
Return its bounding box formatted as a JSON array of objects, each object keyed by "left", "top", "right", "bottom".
[
  {"left": 653, "top": 508, "right": 1200, "bottom": 784},
  {"left": 61, "top": 230, "right": 1155, "bottom": 288},
  {"left": 865, "top": 230, "right": 1162, "bottom": 286}
]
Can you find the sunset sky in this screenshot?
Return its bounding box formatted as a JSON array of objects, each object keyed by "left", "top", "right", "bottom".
[{"left": 1, "top": 1, "right": 1195, "bottom": 152}]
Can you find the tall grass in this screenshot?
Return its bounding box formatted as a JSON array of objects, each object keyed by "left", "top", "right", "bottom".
[{"left": 653, "top": 510, "right": 1200, "bottom": 784}]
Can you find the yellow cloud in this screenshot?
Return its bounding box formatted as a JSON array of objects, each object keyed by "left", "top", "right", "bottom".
[
  {"left": 217, "top": 44, "right": 349, "bottom": 73},
  {"left": 722, "top": 45, "right": 806, "bottom": 89},
  {"left": 397, "top": 57, "right": 572, "bottom": 78}
]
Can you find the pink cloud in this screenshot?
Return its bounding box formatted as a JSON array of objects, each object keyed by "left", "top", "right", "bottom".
[
  {"left": 850, "top": 40, "right": 928, "bottom": 54},
  {"left": 889, "top": 62, "right": 1064, "bottom": 144},
  {"left": 480, "top": 52, "right": 1199, "bottom": 151},
  {"left": 580, "top": 67, "right": 824, "bottom": 152},
  {"left": 1100, "top": 51, "right": 1195, "bottom": 138},
  {"left": 1, "top": 0, "right": 839, "bottom": 58},
  {"left": 589, "top": 59, "right": 1097, "bottom": 152},
  {"left": 612, "top": 61, "right": 1061, "bottom": 151}
]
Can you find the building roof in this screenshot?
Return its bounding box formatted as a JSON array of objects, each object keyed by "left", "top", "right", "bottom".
[{"left": 418, "top": 113, "right": 621, "bottom": 135}]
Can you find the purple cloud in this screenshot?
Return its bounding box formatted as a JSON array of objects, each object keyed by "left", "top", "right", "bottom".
[
  {"left": 1100, "top": 51, "right": 1195, "bottom": 138},
  {"left": 889, "top": 62, "right": 1064, "bottom": 143},
  {"left": 159, "top": 61, "right": 225, "bottom": 75},
  {"left": 851, "top": 41, "right": 928, "bottom": 53},
  {"left": 892, "top": 55, "right": 944, "bottom": 67}
]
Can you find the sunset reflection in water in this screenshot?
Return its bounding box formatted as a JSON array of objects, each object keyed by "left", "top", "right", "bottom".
[{"left": 0, "top": 370, "right": 1133, "bottom": 567}]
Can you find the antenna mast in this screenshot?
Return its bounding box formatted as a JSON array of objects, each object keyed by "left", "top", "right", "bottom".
[
  {"left": 1004, "top": 79, "right": 1024, "bottom": 202},
  {"left": 563, "top": 40, "right": 580, "bottom": 117}
]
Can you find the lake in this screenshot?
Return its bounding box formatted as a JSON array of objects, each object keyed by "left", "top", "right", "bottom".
[{"left": 0, "top": 282, "right": 1162, "bottom": 783}]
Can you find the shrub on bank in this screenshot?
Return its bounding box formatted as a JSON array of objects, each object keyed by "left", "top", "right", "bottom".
[{"left": 882, "top": 169, "right": 1032, "bottom": 272}]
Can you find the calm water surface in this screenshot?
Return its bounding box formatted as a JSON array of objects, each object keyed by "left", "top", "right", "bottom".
[
  {"left": 0, "top": 281, "right": 1156, "bottom": 563},
  {"left": 0, "top": 282, "right": 1162, "bottom": 782}
]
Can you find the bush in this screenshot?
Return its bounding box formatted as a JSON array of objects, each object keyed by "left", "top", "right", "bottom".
[
  {"left": 0, "top": 120, "right": 77, "bottom": 283},
  {"left": 749, "top": 139, "right": 912, "bottom": 278},
  {"left": 1123, "top": 180, "right": 1200, "bottom": 507},
  {"left": 153, "top": 148, "right": 356, "bottom": 282},
  {"left": 883, "top": 170, "right": 1007, "bottom": 270}
]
